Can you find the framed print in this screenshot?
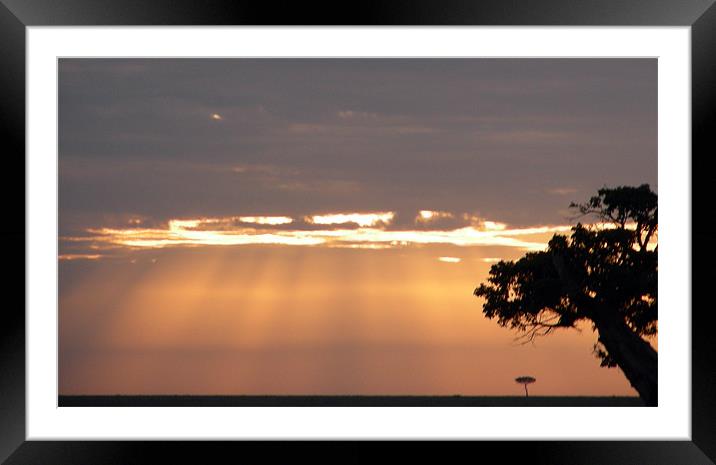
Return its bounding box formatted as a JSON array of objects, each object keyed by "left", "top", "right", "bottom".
[{"left": 3, "top": 0, "right": 716, "bottom": 464}]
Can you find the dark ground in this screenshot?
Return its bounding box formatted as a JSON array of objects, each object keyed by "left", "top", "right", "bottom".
[{"left": 59, "top": 395, "right": 645, "bottom": 407}]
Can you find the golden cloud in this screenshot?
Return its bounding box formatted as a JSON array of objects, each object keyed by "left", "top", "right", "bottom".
[{"left": 61, "top": 211, "right": 579, "bottom": 259}]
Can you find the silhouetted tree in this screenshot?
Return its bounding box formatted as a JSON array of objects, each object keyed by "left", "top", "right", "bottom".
[
  {"left": 515, "top": 376, "right": 536, "bottom": 397},
  {"left": 474, "top": 185, "right": 658, "bottom": 405}
]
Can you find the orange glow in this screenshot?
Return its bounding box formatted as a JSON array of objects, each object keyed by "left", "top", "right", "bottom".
[
  {"left": 59, "top": 246, "right": 645, "bottom": 395},
  {"left": 59, "top": 212, "right": 654, "bottom": 396}
]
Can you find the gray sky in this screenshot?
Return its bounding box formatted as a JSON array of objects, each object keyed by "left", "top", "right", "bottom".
[
  {"left": 58, "top": 59, "right": 657, "bottom": 396},
  {"left": 59, "top": 58, "right": 656, "bottom": 235}
]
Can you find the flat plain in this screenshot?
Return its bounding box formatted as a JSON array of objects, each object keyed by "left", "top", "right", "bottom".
[{"left": 58, "top": 395, "right": 645, "bottom": 407}]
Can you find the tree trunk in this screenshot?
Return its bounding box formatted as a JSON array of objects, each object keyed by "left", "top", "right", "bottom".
[
  {"left": 550, "top": 251, "right": 657, "bottom": 405},
  {"left": 592, "top": 314, "right": 658, "bottom": 406}
]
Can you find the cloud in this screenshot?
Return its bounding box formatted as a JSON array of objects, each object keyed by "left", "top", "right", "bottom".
[
  {"left": 274, "top": 180, "right": 362, "bottom": 194},
  {"left": 63, "top": 211, "right": 576, "bottom": 256},
  {"left": 462, "top": 214, "right": 507, "bottom": 231},
  {"left": 238, "top": 216, "right": 293, "bottom": 225},
  {"left": 59, "top": 254, "right": 102, "bottom": 261},
  {"left": 416, "top": 210, "right": 454, "bottom": 223},
  {"left": 229, "top": 164, "right": 361, "bottom": 194},
  {"left": 337, "top": 110, "right": 378, "bottom": 119},
  {"left": 547, "top": 187, "right": 578, "bottom": 196},
  {"left": 230, "top": 164, "right": 300, "bottom": 176},
  {"left": 59, "top": 59, "right": 656, "bottom": 234},
  {"left": 287, "top": 123, "right": 329, "bottom": 134},
  {"left": 306, "top": 212, "right": 395, "bottom": 227}
]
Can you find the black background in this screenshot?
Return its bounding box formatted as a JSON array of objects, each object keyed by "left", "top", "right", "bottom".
[{"left": 2, "top": 1, "right": 715, "bottom": 463}]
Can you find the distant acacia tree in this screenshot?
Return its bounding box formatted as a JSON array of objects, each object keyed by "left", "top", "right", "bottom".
[
  {"left": 474, "top": 185, "right": 658, "bottom": 406},
  {"left": 515, "top": 376, "right": 536, "bottom": 397}
]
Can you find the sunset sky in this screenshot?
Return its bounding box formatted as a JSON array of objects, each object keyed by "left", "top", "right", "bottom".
[{"left": 59, "top": 59, "right": 656, "bottom": 396}]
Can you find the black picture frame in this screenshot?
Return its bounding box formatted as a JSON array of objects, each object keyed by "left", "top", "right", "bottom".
[{"left": 3, "top": 1, "right": 715, "bottom": 463}]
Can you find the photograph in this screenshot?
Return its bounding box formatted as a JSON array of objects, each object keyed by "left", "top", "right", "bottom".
[
  {"left": 57, "top": 58, "right": 658, "bottom": 407},
  {"left": 4, "top": 0, "right": 713, "bottom": 460}
]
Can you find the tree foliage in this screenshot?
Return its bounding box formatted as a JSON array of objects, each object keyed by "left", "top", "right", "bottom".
[{"left": 474, "top": 185, "right": 658, "bottom": 367}]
